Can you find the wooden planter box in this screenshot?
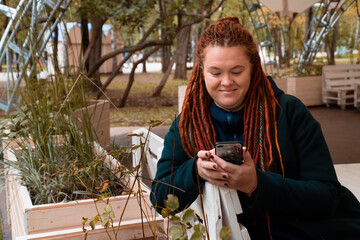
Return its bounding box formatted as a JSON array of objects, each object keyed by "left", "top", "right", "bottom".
[
  {"left": 274, "top": 75, "right": 323, "bottom": 106},
  {"left": 73, "top": 100, "right": 110, "bottom": 149},
  {"left": 3, "top": 142, "right": 161, "bottom": 240}
]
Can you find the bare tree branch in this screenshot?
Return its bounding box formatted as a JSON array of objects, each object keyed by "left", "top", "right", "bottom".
[
  {"left": 86, "top": 39, "right": 169, "bottom": 78},
  {"left": 119, "top": 46, "right": 162, "bottom": 107},
  {"left": 87, "top": 18, "right": 163, "bottom": 78}
]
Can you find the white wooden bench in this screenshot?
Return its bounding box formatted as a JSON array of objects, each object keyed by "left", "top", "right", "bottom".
[
  {"left": 322, "top": 64, "right": 360, "bottom": 110},
  {"left": 354, "top": 82, "right": 360, "bottom": 110},
  {"left": 132, "top": 128, "right": 250, "bottom": 240}
]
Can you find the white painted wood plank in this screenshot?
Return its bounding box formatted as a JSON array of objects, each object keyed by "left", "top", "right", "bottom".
[{"left": 334, "top": 163, "right": 360, "bottom": 201}]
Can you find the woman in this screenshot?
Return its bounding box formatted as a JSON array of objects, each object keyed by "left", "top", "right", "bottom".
[{"left": 151, "top": 17, "right": 360, "bottom": 239}]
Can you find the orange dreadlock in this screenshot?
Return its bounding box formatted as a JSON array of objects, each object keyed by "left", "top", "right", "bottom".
[{"left": 179, "top": 16, "right": 284, "bottom": 174}]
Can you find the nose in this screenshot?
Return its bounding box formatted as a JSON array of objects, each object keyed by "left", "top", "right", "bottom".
[{"left": 221, "top": 73, "right": 233, "bottom": 86}]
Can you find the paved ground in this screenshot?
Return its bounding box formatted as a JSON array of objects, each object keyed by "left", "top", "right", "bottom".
[{"left": 110, "top": 106, "right": 360, "bottom": 165}]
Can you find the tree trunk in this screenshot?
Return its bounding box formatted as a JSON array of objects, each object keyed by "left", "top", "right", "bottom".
[
  {"left": 81, "top": 15, "right": 89, "bottom": 71},
  {"left": 161, "top": 28, "right": 171, "bottom": 73},
  {"left": 96, "top": 53, "right": 132, "bottom": 99},
  {"left": 89, "top": 17, "right": 104, "bottom": 91},
  {"left": 282, "top": 18, "right": 294, "bottom": 69},
  {"left": 174, "top": 25, "right": 191, "bottom": 80},
  {"left": 153, "top": 51, "right": 178, "bottom": 97},
  {"left": 53, "top": 24, "right": 59, "bottom": 73},
  {"left": 111, "top": 25, "right": 118, "bottom": 73},
  {"left": 142, "top": 48, "right": 147, "bottom": 73},
  {"left": 119, "top": 46, "right": 161, "bottom": 107},
  {"left": 272, "top": 27, "right": 283, "bottom": 68},
  {"left": 140, "top": 26, "right": 147, "bottom": 73},
  {"left": 159, "top": 0, "right": 171, "bottom": 73},
  {"left": 325, "top": 21, "right": 339, "bottom": 65}
]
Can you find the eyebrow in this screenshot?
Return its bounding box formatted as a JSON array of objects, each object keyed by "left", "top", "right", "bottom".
[{"left": 207, "top": 65, "right": 246, "bottom": 70}]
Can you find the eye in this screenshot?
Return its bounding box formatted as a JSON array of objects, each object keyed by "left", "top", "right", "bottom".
[
  {"left": 210, "top": 72, "right": 221, "bottom": 76},
  {"left": 232, "top": 71, "right": 242, "bottom": 75}
]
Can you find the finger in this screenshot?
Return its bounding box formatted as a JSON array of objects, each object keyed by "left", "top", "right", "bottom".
[
  {"left": 211, "top": 154, "right": 234, "bottom": 172},
  {"left": 205, "top": 178, "right": 229, "bottom": 187},
  {"left": 197, "top": 150, "right": 212, "bottom": 159},
  {"left": 242, "top": 147, "right": 254, "bottom": 166},
  {"left": 200, "top": 159, "right": 219, "bottom": 171},
  {"left": 201, "top": 168, "right": 228, "bottom": 181}
]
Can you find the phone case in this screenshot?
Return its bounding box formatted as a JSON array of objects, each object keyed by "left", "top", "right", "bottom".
[{"left": 215, "top": 141, "right": 243, "bottom": 165}]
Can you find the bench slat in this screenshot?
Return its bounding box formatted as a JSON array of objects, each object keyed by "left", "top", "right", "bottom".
[{"left": 322, "top": 64, "right": 360, "bottom": 109}]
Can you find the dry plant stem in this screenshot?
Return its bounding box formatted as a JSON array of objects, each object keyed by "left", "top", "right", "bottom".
[
  {"left": 189, "top": 103, "right": 210, "bottom": 239},
  {"left": 82, "top": 74, "right": 119, "bottom": 110},
  {"left": 138, "top": 179, "right": 145, "bottom": 239},
  {"left": 113, "top": 125, "right": 153, "bottom": 240},
  {"left": 76, "top": 176, "right": 113, "bottom": 239},
  {"left": 40, "top": 73, "right": 82, "bottom": 143},
  {"left": 194, "top": 155, "right": 210, "bottom": 240}
]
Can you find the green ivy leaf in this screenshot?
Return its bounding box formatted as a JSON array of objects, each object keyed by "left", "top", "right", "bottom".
[
  {"left": 82, "top": 217, "right": 88, "bottom": 225},
  {"left": 105, "top": 204, "right": 113, "bottom": 213},
  {"left": 169, "top": 226, "right": 187, "bottom": 240},
  {"left": 194, "top": 223, "right": 206, "bottom": 234},
  {"left": 190, "top": 230, "right": 203, "bottom": 240},
  {"left": 165, "top": 194, "right": 179, "bottom": 212},
  {"left": 109, "top": 211, "right": 115, "bottom": 219},
  {"left": 102, "top": 219, "right": 109, "bottom": 228},
  {"left": 161, "top": 208, "right": 170, "bottom": 218},
  {"left": 220, "top": 226, "right": 231, "bottom": 240},
  {"left": 169, "top": 226, "right": 183, "bottom": 239},
  {"left": 89, "top": 219, "right": 96, "bottom": 230},
  {"left": 182, "top": 209, "right": 194, "bottom": 224},
  {"left": 152, "top": 221, "right": 166, "bottom": 234},
  {"left": 172, "top": 215, "right": 181, "bottom": 224}
]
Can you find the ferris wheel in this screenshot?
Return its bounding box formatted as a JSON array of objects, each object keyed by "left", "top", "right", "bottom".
[{"left": 0, "top": 0, "right": 72, "bottom": 113}]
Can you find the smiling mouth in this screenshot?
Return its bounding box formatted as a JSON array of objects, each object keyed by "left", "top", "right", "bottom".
[{"left": 219, "top": 89, "right": 237, "bottom": 93}]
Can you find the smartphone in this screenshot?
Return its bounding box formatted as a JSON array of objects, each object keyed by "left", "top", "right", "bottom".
[{"left": 215, "top": 141, "right": 243, "bottom": 165}]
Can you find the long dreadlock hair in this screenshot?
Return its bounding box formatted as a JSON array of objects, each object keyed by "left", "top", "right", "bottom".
[{"left": 179, "top": 17, "right": 284, "bottom": 175}]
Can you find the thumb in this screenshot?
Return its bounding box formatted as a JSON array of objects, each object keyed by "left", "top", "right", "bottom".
[{"left": 242, "top": 147, "right": 254, "bottom": 166}]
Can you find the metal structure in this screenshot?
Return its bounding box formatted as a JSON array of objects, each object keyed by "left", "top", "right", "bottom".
[
  {"left": 296, "top": 0, "right": 356, "bottom": 75},
  {"left": 0, "top": 0, "right": 72, "bottom": 113},
  {"left": 243, "top": 0, "right": 357, "bottom": 76},
  {"left": 243, "top": 0, "right": 279, "bottom": 76}
]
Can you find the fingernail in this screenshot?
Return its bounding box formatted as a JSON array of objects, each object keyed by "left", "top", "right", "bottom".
[
  {"left": 222, "top": 174, "right": 227, "bottom": 179},
  {"left": 205, "top": 152, "right": 208, "bottom": 157},
  {"left": 210, "top": 155, "right": 214, "bottom": 160},
  {"left": 213, "top": 165, "right": 217, "bottom": 170},
  {"left": 224, "top": 183, "right": 228, "bottom": 187}
]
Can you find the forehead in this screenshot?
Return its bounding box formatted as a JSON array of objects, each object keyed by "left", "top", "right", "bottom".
[{"left": 203, "top": 45, "right": 250, "bottom": 68}]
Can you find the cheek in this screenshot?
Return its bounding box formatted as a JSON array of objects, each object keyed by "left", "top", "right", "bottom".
[{"left": 203, "top": 74, "right": 216, "bottom": 92}]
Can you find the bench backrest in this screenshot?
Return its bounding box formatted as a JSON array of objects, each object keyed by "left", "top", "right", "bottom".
[{"left": 322, "top": 64, "right": 360, "bottom": 89}]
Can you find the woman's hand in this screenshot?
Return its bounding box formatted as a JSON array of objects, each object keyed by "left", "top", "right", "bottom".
[{"left": 197, "top": 147, "right": 257, "bottom": 194}]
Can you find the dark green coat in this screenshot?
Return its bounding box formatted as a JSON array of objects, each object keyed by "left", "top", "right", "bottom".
[{"left": 151, "top": 93, "right": 360, "bottom": 239}]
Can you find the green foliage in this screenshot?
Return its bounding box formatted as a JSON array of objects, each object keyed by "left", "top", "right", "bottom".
[
  {"left": 158, "top": 194, "right": 232, "bottom": 240},
  {"left": 75, "top": 0, "right": 157, "bottom": 31},
  {"left": 0, "top": 72, "right": 130, "bottom": 205},
  {"left": 220, "top": 226, "right": 231, "bottom": 240},
  {"left": 165, "top": 194, "right": 180, "bottom": 212}
]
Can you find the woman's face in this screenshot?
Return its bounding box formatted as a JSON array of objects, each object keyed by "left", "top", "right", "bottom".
[{"left": 203, "top": 45, "right": 252, "bottom": 112}]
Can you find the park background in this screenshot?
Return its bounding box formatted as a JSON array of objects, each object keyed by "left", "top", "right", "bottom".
[{"left": 0, "top": 0, "right": 360, "bottom": 239}]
